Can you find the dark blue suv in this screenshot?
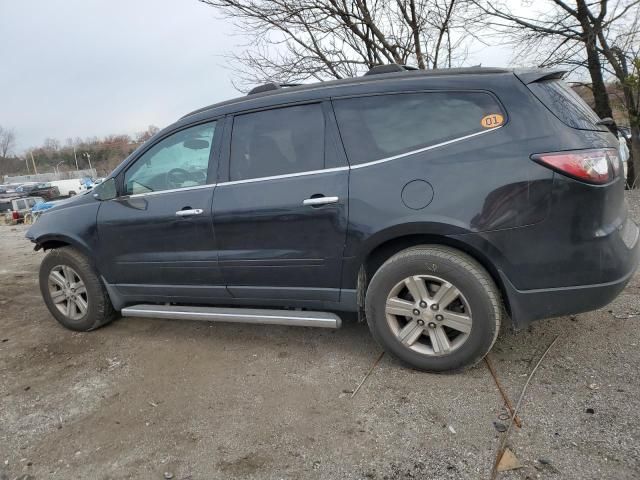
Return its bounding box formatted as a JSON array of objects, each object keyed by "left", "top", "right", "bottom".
[{"left": 27, "top": 66, "right": 640, "bottom": 372}]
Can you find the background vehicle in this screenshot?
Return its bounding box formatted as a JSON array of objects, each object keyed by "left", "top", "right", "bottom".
[
  {"left": 15, "top": 182, "right": 60, "bottom": 200},
  {"left": 27, "top": 66, "right": 640, "bottom": 372},
  {"left": 0, "top": 184, "right": 24, "bottom": 196},
  {"left": 50, "top": 179, "right": 82, "bottom": 197},
  {"left": 2, "top": 196, "right": 45, "bottom": 224}
]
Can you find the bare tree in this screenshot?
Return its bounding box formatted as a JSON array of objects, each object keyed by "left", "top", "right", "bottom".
[
  {"left": 199, "top": 0, "right": 479, "bottom": 88},
  {"left": 135, "top": 125, "right": 160, "bottom": 144},
  {"left": 0, "top": 126, "right": 16, "bottom": 158},
  {"left": 473, "top": 0, "right": 640, "bottom": 185}
]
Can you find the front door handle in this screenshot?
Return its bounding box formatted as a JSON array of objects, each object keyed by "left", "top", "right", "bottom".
[
  {"left": 302, "top": 196, "right": 339, "bottom": 207},
  {"left": 175, "top": 208, "right": 203, "bottom": 217}
]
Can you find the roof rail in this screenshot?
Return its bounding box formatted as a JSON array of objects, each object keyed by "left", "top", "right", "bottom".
[
  {"left": 247, "top": 82, "right": 302, "bottom": 95},
  {"left": 364, "top": 64, "right": 419, "bottom": 76}
]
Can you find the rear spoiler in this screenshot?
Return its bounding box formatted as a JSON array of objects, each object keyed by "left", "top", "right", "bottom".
[{"left": 514, "top": 69, "right": 567, "bottom": 84}]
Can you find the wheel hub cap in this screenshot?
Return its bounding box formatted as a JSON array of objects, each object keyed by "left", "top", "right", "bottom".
[
  {"left": 48, "top": 265, "right": 88, "bottom": 320},
  {"left": 385, "top": 275, "right": 473, "bottom": 356}
]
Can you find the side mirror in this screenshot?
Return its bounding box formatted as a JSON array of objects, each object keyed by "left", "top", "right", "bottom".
[
  {"left": 92, "top": 177, "right": 117, "bottom": 201},
  {"left": 596, "top": 117, "right": 615, "bottom": 126}
]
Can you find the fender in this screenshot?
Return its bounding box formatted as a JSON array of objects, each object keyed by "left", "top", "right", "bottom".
[
  {"left": 340, "top": 222, "right": 515, "bottom": 317},
  {"left": 30, "top": 232, "right": 93, "bottom": 259},
  {"left": 25, "top": 197, "right": 101, "bottom": 269},
  {"left": 351, "top": 221, "right": 472, "bottom": 266}
]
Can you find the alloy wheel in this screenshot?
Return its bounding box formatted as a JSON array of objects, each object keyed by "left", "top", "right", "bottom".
[
  {"left": 48, "top": 265, "right": 88, "bottom": 320},
  {"left": 385, "top": 275, "right": 472, "bottom": 356}
]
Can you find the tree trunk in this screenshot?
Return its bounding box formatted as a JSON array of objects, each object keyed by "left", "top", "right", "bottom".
[
  {"left": 584, "top": 43, "right": 613, "bottom": 119},
  {"left": 576, "top": 0, "right": 613, "bottom": 119},
  {"left": 610, "top": 49, "right": 640, "bottom": 188}
]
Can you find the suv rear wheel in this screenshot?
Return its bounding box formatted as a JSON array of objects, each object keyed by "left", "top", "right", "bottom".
[
  {"left": 365, "top": 246, "right": 501, "bottom": 372},
  {"left": 39, "top": 247, "right": 117, "bottom": 331}
]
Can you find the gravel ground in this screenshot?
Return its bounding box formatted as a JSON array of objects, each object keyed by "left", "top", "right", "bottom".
[{"left": 1, "top": 192, "right": 639, "bottom": 480}]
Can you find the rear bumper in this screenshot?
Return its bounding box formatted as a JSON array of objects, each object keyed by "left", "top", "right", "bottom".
[{"left": 502, "top": 219, "right": 640, "bottom": 328}]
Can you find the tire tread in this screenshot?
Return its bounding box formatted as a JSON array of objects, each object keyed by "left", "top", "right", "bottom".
[
  {"left": 365, "top": 245, "right": 502, "bottom": 372},
  {"left": 40, "top": 247, "right": 116, "bottom": 331}
]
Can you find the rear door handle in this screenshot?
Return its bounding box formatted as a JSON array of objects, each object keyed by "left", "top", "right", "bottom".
[
  {"left": 302, "top": 196, "right": 339, "bottom": 207},
  {"left": 175, "top": 208, "right": 203, "bottom": 217}
]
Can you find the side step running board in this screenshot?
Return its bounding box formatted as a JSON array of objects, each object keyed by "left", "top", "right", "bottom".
[{"left": 121, "top": 304, "right": 341, "bottom": 329}]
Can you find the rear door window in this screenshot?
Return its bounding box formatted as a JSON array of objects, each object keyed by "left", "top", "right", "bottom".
[
  {"left": 229, "top": 103, "right": 325, "bottom": 181},
  {"left": 16, "top": 199, "right": 27, "bottom": 210},
  {"left": 527, "top": 80, "right": 605, "bottom": 131},
  {"left": 0, "top": 201, "right": 11, "bottom": 212},
  {"left": 332, "top": 92, "right": 505, "bottom": 165}
]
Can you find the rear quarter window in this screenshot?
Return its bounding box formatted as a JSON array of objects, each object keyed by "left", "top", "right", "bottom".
[
  {"left": 527, "top": 80, "right": 605, "bottom": 131},
  {"left": 332, "top": 91, "right": 505, "bottom": 165}
]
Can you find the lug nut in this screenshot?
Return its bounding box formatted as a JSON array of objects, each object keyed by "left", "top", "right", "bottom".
[
  {"left": 435, "top": 314, "right": 444, "bottom": 321},
  {"left": 413, "top": 309, "right": 421, "bottom": 316},
  {"left": 428, "top": 322, "right": 437, "bottom": 328},
  {"left": 431, "top": 304, "right": 439, "bottom": 311},
  {"left": 417, "top": 319, "right": 425, "bottom": 326},
  {"left": 419, "top": 301, "right": 427, "bottom": 308}
]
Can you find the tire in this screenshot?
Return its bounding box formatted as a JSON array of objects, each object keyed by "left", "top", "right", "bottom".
[
  {"left": 365, "top": 245, "right": 501, "bottom": 373},
  {"left": 39, "top": 247, "right": 117, "bottom": 331}
]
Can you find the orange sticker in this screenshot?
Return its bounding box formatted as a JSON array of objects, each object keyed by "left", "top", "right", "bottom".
[{"left": 481, "top": 113, "right": 504, "bottom": 128}]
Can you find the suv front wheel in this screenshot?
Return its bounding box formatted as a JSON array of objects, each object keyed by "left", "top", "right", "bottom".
[
  {"left": 39, "top": 247, "right": 117, "bottom": 331},
  {"left": 365, "top": 246, "right": 502, "bottom": 372}
]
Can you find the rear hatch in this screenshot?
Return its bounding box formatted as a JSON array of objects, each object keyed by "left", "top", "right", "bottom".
[
  {"left": 517, "top": 71, "right": 635, "bottom": 273},
  {"left": 515, "top": 70, "right": 611, "bottom": 133}
]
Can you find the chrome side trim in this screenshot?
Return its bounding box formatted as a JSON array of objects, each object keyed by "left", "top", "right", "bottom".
[
  {"left": 349, "top": 127, "right": 502, "bottom": 169},
  {"left": 128, "top": 183, "right": 214, "bottom": 199},
  {"left": 217, "top": 166, "right": 349, "bottom": 187},
  {"left": 121, "top": 304, "right": 342, "bottom": 328},
  {"left": 216, "top": 126, "right": 502, "bottom": 186},
  {"left": 122, "top": 126, "right": 501, "bottom": 195}
]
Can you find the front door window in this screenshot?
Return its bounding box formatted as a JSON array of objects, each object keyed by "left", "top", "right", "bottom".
[{"left": 124, "top": 122, "right": 216, "bottom": 195}]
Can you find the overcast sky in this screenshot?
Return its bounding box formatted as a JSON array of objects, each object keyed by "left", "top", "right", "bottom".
[{"left": 0, "top": 0, "right": 512, "bottom": 153}]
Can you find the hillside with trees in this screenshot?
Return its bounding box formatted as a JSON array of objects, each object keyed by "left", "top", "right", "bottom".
[{"left": 0, "top": 125, "right": 159, "bottom": 179}]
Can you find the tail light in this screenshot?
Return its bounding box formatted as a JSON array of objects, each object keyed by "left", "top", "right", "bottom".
[
  {"left": 12, "top": 211, "right": 19, "bottom": 220},
  {"left": 531, "top": 148, "right": 620, "bottom": 184}
]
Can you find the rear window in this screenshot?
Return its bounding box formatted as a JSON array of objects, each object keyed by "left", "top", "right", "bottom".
[
  {"left": 333, "top": 91, "right": 505, "bottom": 165},
  {"left": 527, "top": 80, "right": 604, "bottom": 131}
]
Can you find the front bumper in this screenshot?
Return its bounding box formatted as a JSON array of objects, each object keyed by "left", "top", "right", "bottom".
[{"left": 502, "top": 219, "right": 640, "bottom": 328}]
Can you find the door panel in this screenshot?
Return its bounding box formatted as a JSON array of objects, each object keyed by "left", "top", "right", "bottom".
[
  {"left": 97, "top": 187, "right": 227, "bottom": 292},
  {"left": 213, "top": 101, "right": 349, "bottom": 301},
  {"left": 96, "top": 119, "right": 230, "bottom": 299},
  {"left": 214, "top": 170, "right": 348, "bottom": 299}
]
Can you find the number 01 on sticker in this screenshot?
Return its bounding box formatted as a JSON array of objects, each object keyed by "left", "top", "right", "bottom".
[{"left": 481, "top": 113, "right": 504, "bottom": 128}]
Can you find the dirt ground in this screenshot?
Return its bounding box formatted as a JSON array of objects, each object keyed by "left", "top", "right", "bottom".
[{"left": 1, "top": 193, "right": 640, "bottom": 480}]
